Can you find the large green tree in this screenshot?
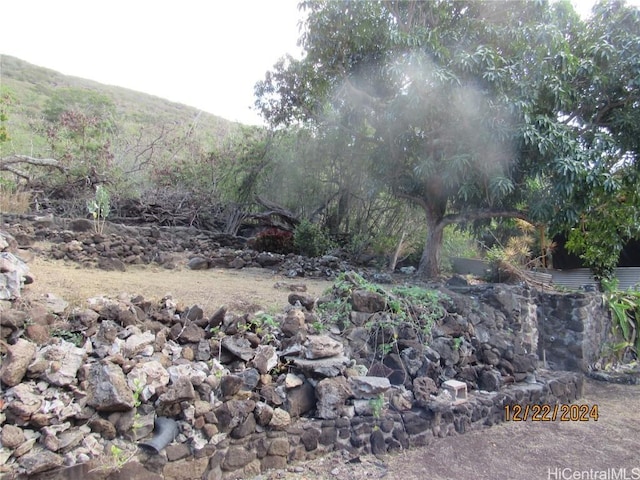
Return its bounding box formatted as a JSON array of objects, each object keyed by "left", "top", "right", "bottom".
[
  {"left": 256, "top": 0, "right": 640, "bottom": 279},
  {"left": 547, "top": 1, "right": 640, "bottom": 278}
]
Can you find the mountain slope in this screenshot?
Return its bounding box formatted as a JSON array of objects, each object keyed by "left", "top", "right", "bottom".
[{"left": 0, "top": 54, "right": 241, "bottom": 157}]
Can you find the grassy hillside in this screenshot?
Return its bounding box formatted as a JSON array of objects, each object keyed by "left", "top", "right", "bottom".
[{"left": 0, "top": 55, "right": 240, "bottom": 159}]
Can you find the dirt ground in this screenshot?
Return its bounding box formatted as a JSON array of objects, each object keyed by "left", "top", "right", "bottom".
[
  {"left": 254, "top": 379, "right": 640, "bottom": 480},
  {"left": 24, "top": 254, "right": 331, "bottom": 315},
  {"left": 21, "top": 255, "right": 640, "bottom": 480}
]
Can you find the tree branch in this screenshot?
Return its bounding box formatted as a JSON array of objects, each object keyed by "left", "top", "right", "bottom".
[
  {"left": 1, "top": 155, "right": 66, "bottom": 171},
  {"left": 441, "top": 209, "right": 529, "bottom": 228},
  {"left": 0, "top": 155, "right": 67, "bottom": 182},
  {"left": 341, "top": 78, "right": 386, "bottom": 111},
  {"left": 0, "top": 164, "right": 30, "bottom": 180},
  {"left": 580, "top": 96, "right": 638, "bottom": 133}
]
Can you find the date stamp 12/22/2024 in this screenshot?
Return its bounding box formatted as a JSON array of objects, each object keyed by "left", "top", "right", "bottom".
[{"left": 504, "top": 404, "right": 599, "bottom": 422}]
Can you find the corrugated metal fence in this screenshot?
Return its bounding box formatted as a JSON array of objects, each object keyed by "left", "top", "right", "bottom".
[
  {"left": 542, "top": 267, "right": 640, "bottom": 291},
  {"left": 449, "top": 257, "right": 640, "bottom": 291}
]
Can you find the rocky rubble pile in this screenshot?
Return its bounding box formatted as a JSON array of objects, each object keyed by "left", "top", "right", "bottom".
[
  {"left": 0, "top": 230, "right": 33, "bottom": 301},
  {"left": 0, "top": 227, "right": 589, "bottom": 479},
  {"left": 0, "top": 256, "right": 586, "bottom": 480},
  {"left": 2, "top": 214, "right": 355, "bottom": 279}
]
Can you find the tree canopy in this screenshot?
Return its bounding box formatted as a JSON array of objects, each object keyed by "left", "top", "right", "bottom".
[
  {"left": 552, "top": 1, "right": 640, "bottom": 278},
  {"left": 255, "top": 0, "right": 640, "bottom": 279}
]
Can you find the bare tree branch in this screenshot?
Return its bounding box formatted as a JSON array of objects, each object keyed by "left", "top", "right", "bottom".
[
  {"left": 0, "top": 164, "right": 30, "bottom": 180},
  {"left": 1, "top": 155, "right": 66, "bottom": 171},
  {"left": 0, "top": 155, "right": 67, "bottom": 182},
  {"left": 252, "top": 195, "right": 300, "bottom": 230}
]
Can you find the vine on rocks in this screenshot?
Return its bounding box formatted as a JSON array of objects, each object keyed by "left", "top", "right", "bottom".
[{"left": 317, "top": 271, "right": 449, "bottom": 358}]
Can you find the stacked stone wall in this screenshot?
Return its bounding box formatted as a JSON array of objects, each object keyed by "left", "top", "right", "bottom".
[
  {"left": 0, "top": 225, "right": 607, "bottom": 480},
  {"left": 537, "top": 291, "right": 611, "bottom": 371}
]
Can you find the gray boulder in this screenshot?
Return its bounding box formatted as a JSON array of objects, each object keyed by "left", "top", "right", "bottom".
[
  {"left": 315, "top": 376, "right": 353, "bottom": 419},
  {"left": 348, "top": 375, "right": 391, "bottom": 400},
  {"left": 303, "top": 334, "right": 344, "bottom": 359},
  {"left": 86, "top": 362, "right": 135, "bottom": 412},
  {"left": 0, "top": 339, "right": 36, "bottom": 387}
]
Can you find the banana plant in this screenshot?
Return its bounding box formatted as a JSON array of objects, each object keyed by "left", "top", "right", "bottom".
[{"left": 602, "top": 278, "right": 640, "bottom": 360}]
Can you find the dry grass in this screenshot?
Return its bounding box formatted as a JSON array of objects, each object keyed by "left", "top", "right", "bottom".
[
  {"left": 24, "top": 254, "right": 330, "bottom": 315},
  {"left": 0, "top": 187, "right": 31, "bottom": 214}
]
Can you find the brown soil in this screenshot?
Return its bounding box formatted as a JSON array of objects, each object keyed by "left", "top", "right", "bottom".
[
  {"left": 21, "top": 253, "right": 640, "bottom": 480},
  {"left": 24, "top": 254, "right": 331, "bottom": 314}
]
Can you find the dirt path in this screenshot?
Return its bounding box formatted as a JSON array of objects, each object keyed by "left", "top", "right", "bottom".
[
  {"left": 380, "top": 379, "right": 640, "bottom": 480},
  {"left": 21, "top": 255, "right": 640, "bottom": 480}
]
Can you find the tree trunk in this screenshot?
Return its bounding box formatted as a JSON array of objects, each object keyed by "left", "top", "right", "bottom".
[
  {"left": 417, "top": 208, "right": 445, "bottom": 279},
  {"left": 389, "top": 231, "right": 406, "bottom": 272}
]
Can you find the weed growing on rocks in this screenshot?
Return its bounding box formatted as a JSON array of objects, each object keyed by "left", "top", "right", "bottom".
[
  {"left": 369, "top": 393, "right": 385, "bottom": 419},
  {"left": 88, "top": 444, "right": 137, "bottom": 474},
  {"left": 317, "top": 271, "right": 449, "bottom": 364},
  {"left": 244, "top": 312, "right": 280, "bottom": 342},
  {"left": 50, "top": 327, "right": 83, "bottom": 347},
  {"left": 131, "top": 378, "right": 145, "bottom": 431}
]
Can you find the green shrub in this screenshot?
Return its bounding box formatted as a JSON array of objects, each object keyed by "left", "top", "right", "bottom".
[
  {"left": 87, "top": 185, "right": 111, "bottom": 234},
  {"left": 294, "top": 219, "right": 333, "bottom": 257},
  {"left": 602, "top": 279, "right": 640, "bottom": 362}
]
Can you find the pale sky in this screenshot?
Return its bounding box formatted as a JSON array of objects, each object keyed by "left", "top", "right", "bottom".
[
  {"left": 0, "top": 0, "right": 303, "bottom": 125},
  {"left": 0, "top": 1, "right": 636, "bottom": 126}
]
